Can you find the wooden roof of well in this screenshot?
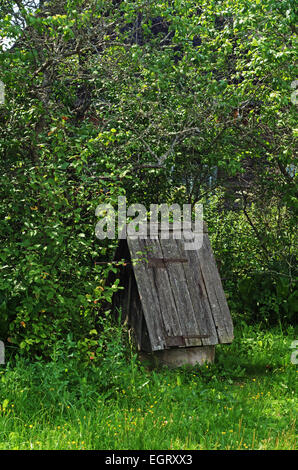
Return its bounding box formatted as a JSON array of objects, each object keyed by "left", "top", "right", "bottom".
[{"left": 117, "top": 223, "right": 234, "bottom": 351}]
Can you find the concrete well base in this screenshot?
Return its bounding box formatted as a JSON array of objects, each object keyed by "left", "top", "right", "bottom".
[{"left": 140, "top": 346, "right": 215, "bottom": 368}]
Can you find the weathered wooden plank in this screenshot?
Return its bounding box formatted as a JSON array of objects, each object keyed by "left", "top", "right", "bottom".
[
  {"left": 158, "top": 233, "right": 203, "bottom": 347},
  {"left": 142, "top": 237, "right": 184, "bottom": 341},
  {"left": 181, "top": 229, "right": 228, "bottom": 343},
  {"left": 176, "top": 233, "right": 218, "bottom": 346},
  {"left": 197, "top": 233, "right": 233, "bottom": 344},
  {"left": 127, "top": 236, "right": 166, "bottom": 350},
  {"left": 149, "top": 221, "right": 208, "bottom": 233}
]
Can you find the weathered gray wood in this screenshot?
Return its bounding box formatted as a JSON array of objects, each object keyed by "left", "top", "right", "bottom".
[
  {"left": 127, "top": 236, "right": 165, "bottom": 350},
  {"left": 181, "top": 228, "right": 219, "bottom": 343},
  {"left": 176, "top": 234, "right": 218, "bottom": 346},
  {"left": 158, "top": 233, "right": 203, "bottom": 347},
  {"left": 117, "top": 222, "right": 233, "bottom": 352},
  {"left": 181, "top": 228, "right": 233, "bottom": 344},
  {"left": 141, "top": 237, "right": 184, "bottom": 340},
  {"left": 198, "top": 233, "right": 233, "bottom": 343}
]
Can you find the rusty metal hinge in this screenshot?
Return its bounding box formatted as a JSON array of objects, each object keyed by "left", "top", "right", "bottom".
[
  {"left": 148, "top": 257, "right": 188, "bottom": 268},
  {"left": 165, "top": 334, "right": 210, "bottom": 347}
]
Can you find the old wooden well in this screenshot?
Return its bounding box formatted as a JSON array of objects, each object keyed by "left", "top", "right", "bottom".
[{"left": 111, "top": 222, "right": 233, "bottom": 367}]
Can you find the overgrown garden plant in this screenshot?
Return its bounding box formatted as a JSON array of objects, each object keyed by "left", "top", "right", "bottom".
[{"left": 0, "top": 0, "right": 296, "bottom": 358}]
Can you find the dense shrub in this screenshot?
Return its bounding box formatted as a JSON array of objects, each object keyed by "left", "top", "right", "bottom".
[
  {"left": 0, "top": 0, "right": 296, "bottom": 358},
  {"left": 205, "top": 192, "right": 297, "bottom": 325}
]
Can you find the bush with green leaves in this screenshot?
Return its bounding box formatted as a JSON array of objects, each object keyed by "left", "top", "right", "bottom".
[
  {"left": 0, "top": 0, "right": 296, "bottom": 357},
  {"left": 205, "top": 191, "right": 297, "bottom": 325}
]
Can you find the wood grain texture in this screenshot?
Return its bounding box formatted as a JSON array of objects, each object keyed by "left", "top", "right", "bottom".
[
  {"left": 158, "top": 234, "right": 203, "bottom": 347},
  {"left": 118, "top": 223, "right": 234, "bottom": 351},
  {"left": 198, "top": 233, "right": 234, "bottom": 343},
  {"left": 127, "top": 236, "right": 165, "bottom": 350}
]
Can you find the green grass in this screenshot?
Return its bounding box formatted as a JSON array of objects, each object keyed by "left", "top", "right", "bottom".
[{"left": 0, "top": 323, "right": 297, "bottom": 450}]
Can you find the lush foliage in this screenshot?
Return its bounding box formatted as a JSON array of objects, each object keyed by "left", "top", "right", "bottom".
[
  {"left": 0, "top": 324, "right": 297, "bottom": 450},
  {"left": 205, "top": 191, "right": 297, "bottom": 325},
  {"left": 0, "top": 0, "right": 297, "bottom": 357}
]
